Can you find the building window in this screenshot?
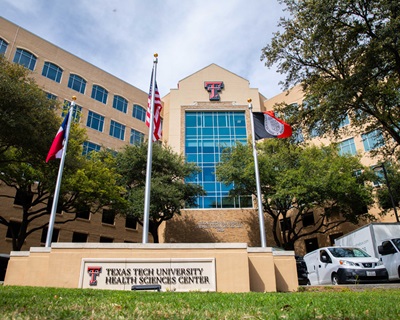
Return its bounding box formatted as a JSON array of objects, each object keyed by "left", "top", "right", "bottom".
[
  {"left": 76, "top": 206, "right": 90, "bottom": 220},
  {"left": 86, "top": 111, "right": 104, "bottom": 132},
  {"left": 13, "top": 48, "right": 37, "bottom": 70},
  {"left": 68, "top": 74, "right": 86, "bottom": 94},
  {"left": 305, "top": 237, "right": 319, "bottom": 253},
  {"left": 82, "top": 141, "right": 101, "bottom": 156},
  {"left": 42, "top": 61, "right": 63, "bottom": 83},
  {"left": 6, "top": 221, "right": 21, "bottom": 239},
  {"left": 46, "top": 197, "right": 63, "bottom": 214},
  {"left": 102, "top": 209, "right": 115, "bottom": 225},
  {"left": 91, "top": 85, "right": 108, "bottom": 104},
  {"left": 362, "top": 130, "right": 385, "bottom": 152},
  {"left": 62, "top": 100, "right": 82, "bottom": 122},
  {"left": 339, "top": 114, "right": 350, "bottom": 128},
  {"left": 113, "top": 95, "right": 128, "bottom": 113},
  {"left": 125, "top": 215, "right": 138, "bottom": 229},
  {"left": 329, "top": 233, "right": 343, "bottom": 245},
  {"left": 100, "top": 236, "right": 113, "bottom": 243},
  {"left": 293, "top": 127, "right": 304, "bottom": 144},
  {"left": 185, "top": 111, "right": 250, "bottom": 209},
  {"left": 0, "top": 38, "right": 8, "bottom": 55},
  {"left": 130, "top": 129, "right": 144, "bottom": 145},
  {"left": 302, "top": 212, "right": 315, "bottom": 227},
  {"left": 109, "top": 120, "right": 125, "bottom": 140},
  {"left": 279, "top": 217, "right": 292, "bottom": 232},
  {"left": 133, "top": 104, "right": 146, "bottom": 122},
  {"left": 14, "top": 190, "right": 33, "bottom": 207},
  {"left": 72, "top": 232, "right": 88, "bottom": 243},
  {"left": 41, "top": 227, "right": 59, "bottom": 244},
  {"left": 338, "top": 137, "right": 357, "bottom": 156}
]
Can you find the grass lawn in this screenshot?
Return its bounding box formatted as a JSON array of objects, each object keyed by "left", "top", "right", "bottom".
[{"left": 1, "top": 285, "right": 399, "bottom": 319}]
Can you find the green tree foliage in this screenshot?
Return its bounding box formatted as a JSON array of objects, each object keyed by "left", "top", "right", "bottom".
[
  {"left": 261, "top": 0, "right": 400, "bottom": 157},
  {"left": 216, "top": 140, "right": 375, "bottom": 250},
  {"left": 0, "top": 56, "right": 126, "bottom": 250},
  {"left": 0, "top": 56, "right": 59, "bottom": 160},
  {"left": 115, "top": 143, "right": 205, "bottom": 243}
]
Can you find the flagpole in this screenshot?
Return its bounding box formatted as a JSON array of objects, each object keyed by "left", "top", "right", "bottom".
[
  {"left": 248, "top": 99, "right": 267, "bottom": 248},
  {"left": 45, "top": 97, "right": 75, "bottom": 248},
  {"left": 142, "top": 54, "right": 158, "bottom": 243}
]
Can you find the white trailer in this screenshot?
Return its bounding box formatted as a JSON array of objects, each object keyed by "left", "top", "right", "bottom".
[{"left": 335, "top": 223, "right": 400, "bottom": 281}]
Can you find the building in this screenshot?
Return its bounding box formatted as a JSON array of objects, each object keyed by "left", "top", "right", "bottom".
[
  {"left": 0, "top": 17, "right": 150, "bottom": 254},
  {"left": 0, "top": 17, "right": 397, "bottom": 259}
]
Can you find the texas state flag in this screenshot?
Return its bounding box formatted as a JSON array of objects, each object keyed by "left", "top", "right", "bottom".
[{"left": 46, "top": 113, "right": 69, "bottom": 162}]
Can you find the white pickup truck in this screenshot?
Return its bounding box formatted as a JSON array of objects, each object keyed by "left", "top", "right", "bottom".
[{"left": 335, "top": 223, "right": 400, "bottom": 281}]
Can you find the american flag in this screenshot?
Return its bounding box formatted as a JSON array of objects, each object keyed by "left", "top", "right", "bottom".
[{"left": 146, "top": 68, "right": 162, "bottom": 141}]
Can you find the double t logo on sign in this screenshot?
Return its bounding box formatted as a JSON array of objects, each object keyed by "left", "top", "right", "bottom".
[{"left": 204, "top": 81, "right": 224, "bottom": 101}]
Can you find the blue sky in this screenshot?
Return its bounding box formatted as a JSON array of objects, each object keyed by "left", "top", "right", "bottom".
[{"left": 1, "top": 0, "right": 287, "bottom": 99}]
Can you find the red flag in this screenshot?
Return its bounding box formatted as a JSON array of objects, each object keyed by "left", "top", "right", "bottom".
[
  {"left": 252, "top": 111, "right": 292, "bottom": 140},
  {"left": 46, "top": 113, "right": 69, "bottom": 162},
  {"left": 145, "top": 69, "right": 162, "bottom": 141}
]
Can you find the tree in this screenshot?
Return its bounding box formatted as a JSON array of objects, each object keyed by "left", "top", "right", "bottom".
[
  {"left": 216, "top": 139, "right": 375, "bottom": 250},
  {"left": 0, "top": 128, "right": 126, "bottom": 251},
  {"left": 261, "top": 0, "right": 400, "bottom": 158},
  {"left": 0, "top": 55, "right": 59, "bottom": 160},
  {"left": 115, "top": 143, "right": 205, "bottom": 243}
]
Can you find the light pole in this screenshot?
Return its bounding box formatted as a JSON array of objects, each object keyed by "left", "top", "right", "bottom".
[{"left": 374, "top": 163, "right": 399, "bottom": 222}]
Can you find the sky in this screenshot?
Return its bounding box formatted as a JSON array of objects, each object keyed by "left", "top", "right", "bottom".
[{"left": 0, "top": 0, "right": 288, "bottom": 99}]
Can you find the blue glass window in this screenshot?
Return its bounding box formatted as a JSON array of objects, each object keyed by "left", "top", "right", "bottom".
[
  {"left": 338, "top": 137, "right": 357, "bottom": 156},
  {"left": 68, "top": 74, "right": 86, "bottom": 94},
  {"left": 62, "top": 100, "right": 82, "bottom": 123},
  {"left": 362, "top": 130, "right": 384, "bottom": 152},
  {"left": 46, "top": 92, "right": 57, "bottom": 100},
  {"left": 86, "top": 111, "right": 104, "bottom": 132},
  {"left": 82, "top": 141, "right": 101, "bottom": 156},
  {"left": 42, "top": 62, "right": 63, "bottom": 83},
  {"left": 185, "top": 111, "right": 251, "bottom": 209},
  {"left": 109, "top": 120, "right": 125, "bottom": 140},
  {"left": 130, "top": 129, "right": 144, "bottom": 145},
  {"left": 133, "top": 104, "right": 146, "bottom": 122},
  {"left": 0, "top": 38, "right": 8, "bottom": 55},
  {"left": 13, "top": 48, "right": 37, "bottom": 70},
  {"left": 339, "top": 114, "right": 350, "bottom": 128},
  {"left": 113, "top": 95, "right": 128, "bottom": 113},
  {"left": 91, "top": 85, "right": 108, "bottom": 104}
]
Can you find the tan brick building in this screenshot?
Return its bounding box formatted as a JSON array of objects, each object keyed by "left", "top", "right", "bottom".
[{"left": 0, "top": 17, "right": 397, "bottom": 260}]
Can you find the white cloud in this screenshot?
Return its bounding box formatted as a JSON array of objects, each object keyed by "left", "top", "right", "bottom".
[{"left": 0, "top": 0, "right": 287, "bottom": 98}]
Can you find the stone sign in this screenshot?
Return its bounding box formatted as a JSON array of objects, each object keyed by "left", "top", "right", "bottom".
[{"left": 79, "top": 258, "right": 216, "bottom": 292}]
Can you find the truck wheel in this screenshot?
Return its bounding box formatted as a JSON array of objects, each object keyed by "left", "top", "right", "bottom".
[{"left": 331, "top": 273, "right": 339, "bottom": 285}]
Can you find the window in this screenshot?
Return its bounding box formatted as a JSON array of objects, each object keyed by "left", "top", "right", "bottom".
[
  {"left": 100, "top": 236, "right": 113, "bottom": 243},
  {"left": 102, "top": 209, "right": 115, "bottom": 225},
  {"left": 6, "top": 221, "right": 21, "bottom": 239},
  {"left": 329, "top": 233, "right": 343, "bottom": 246},
  {"left": 0, "top": 38, "right": 8, "bottom": 55},
  {"left": 42, "top": 62, "right": 63, "bottom": 83},
  {"left": 113, "top": 95, "right": 128, "bottom": 113},
  {"left": 76, "top": 206, "right": 90, "bottom": 220},
  {"left": 133, "top": 104, "right": 146, "bottom": 122},
  {"left": 91, "top": 85, "right": 108, "bottom": 104},
  {"left": 362, "top": 130, "right": 385, "bottom": 152},
  {"left": 109, "top": 120, "right": 125, "bottom": 140},
  {"left": 46, "top": 92, "right": 58, "bottom": 104},
  {"left": 62, "top": 100, "right": 82, "bottom": 122},
  {"left": 305, "top": 237, "right": 319, "bottom": 253},
  {"left": 279, "top": 217, "right": 291, "bottom": 232},
  {"left": 14, "top": 190, "right": 33, "bottom": 207},
  {"left": 130, "top": 129, "right": 144, "bottom": 145},
  {"left": 68, "top": 74, "right": 86, "bottom": 94},
  {"left": 86, "top": 111, "right": 104, "bottom": 132},
  {"left": 293, "top": 127, "right": 304, "bottom": 144},
  {"left": 185, "top": 111, "right": 250, "bottom": 209},
  {"left": 339, "top": 114, "right": 350, "bottom": 128},
  {"left": 302, "top": 212, "right": 315, "bottom": 227},
  {"left": 13, "top": 48, "right": 37, "bottom": 70},
  {"left": 82, "top": 141, "right": 101, "bottom": 156},
  {"left": 125, "top": 215, "right": 138, "bottom": 229},
  {"left": 338, "top": 137, "right": 357, "bottom": 156},
  {"left": 72, "top": 232, "right": 88, "bottom": 243},
  {"left": 46, "top": 197, "right": 63, "bottom": 214},
  {"left": 41, "top": 227, "right": 59, "bottom": 243}
]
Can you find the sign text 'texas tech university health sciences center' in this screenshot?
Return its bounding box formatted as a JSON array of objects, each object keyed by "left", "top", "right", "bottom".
[{"left": 79, "top": 258, "right": 216, "bottom": 292}]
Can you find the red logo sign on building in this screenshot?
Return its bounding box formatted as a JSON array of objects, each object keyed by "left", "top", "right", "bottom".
[{"left": 204, "top": 81, "right": 224, "bottom": 101}]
